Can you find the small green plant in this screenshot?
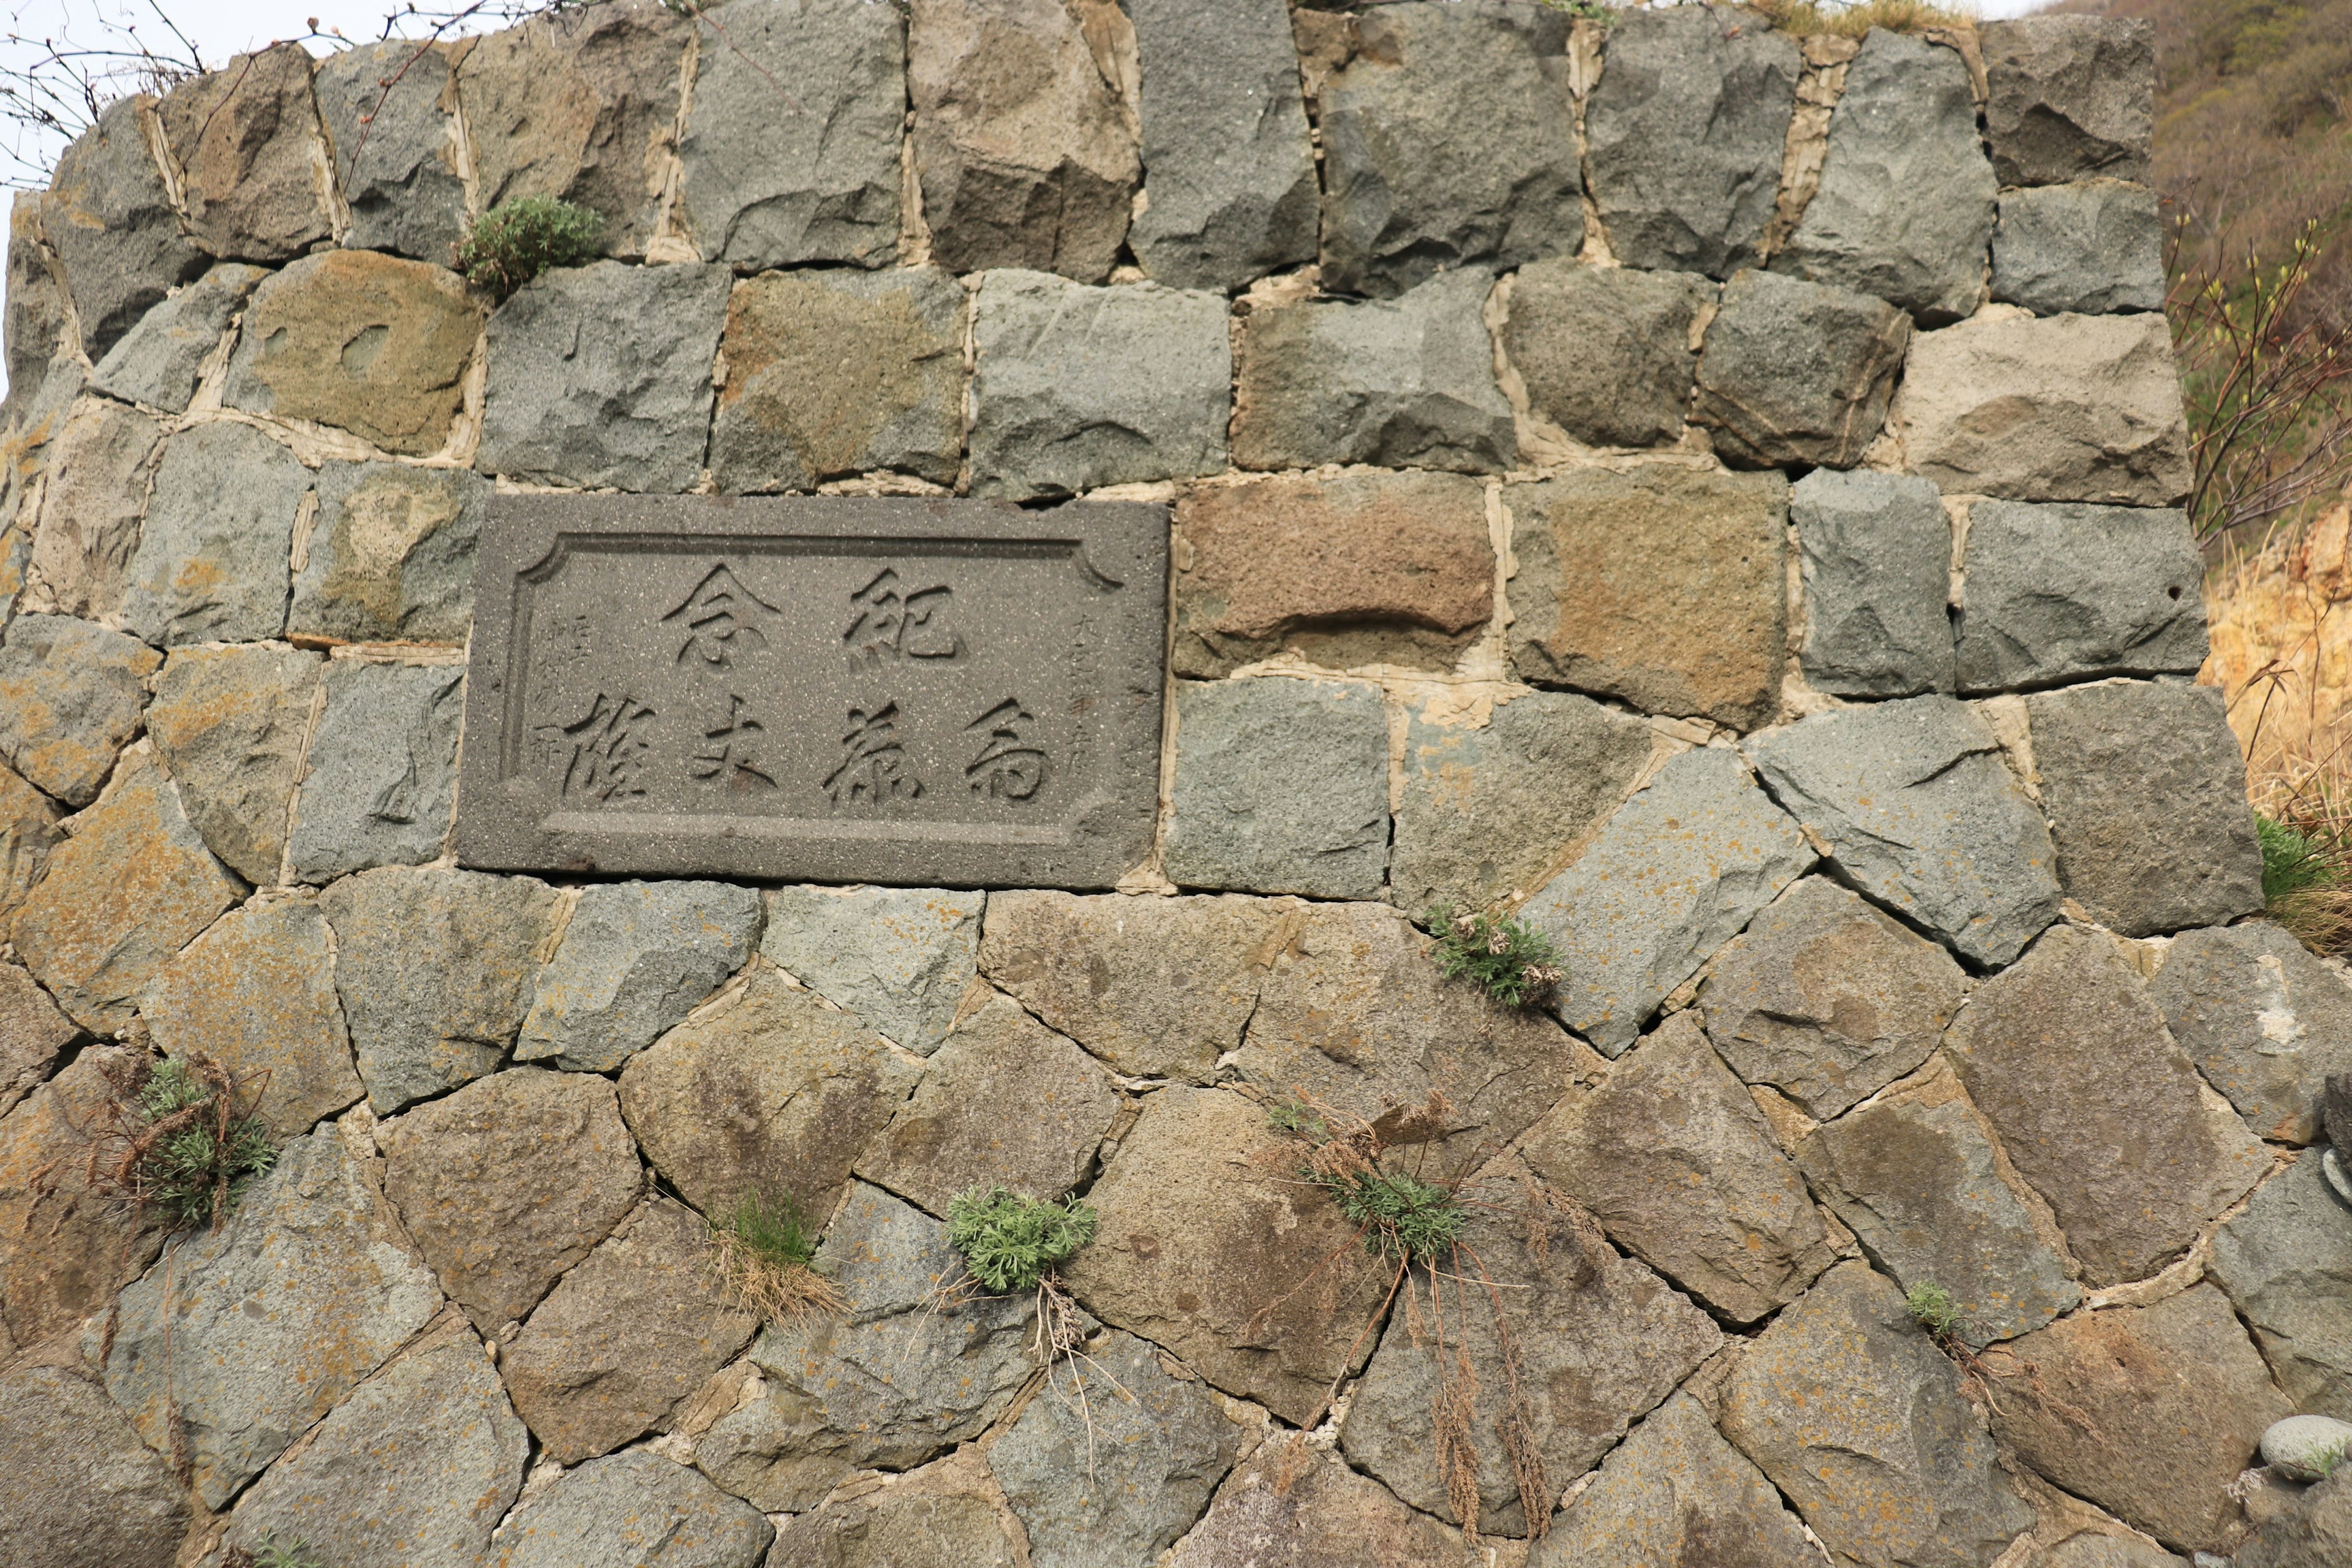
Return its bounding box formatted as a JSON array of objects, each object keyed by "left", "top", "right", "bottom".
[
  {"left": 222, "top": 1534, "right": 326, "bottom": 1568},
  {"left": 1427, "top": 905, "right": 1563, "bottom": 1008},
  {"left": 712, "top": 1191, "right": 842, "bottom": 1322},
  {"left": 1265, "top": 1099, "right": 1328, "bottom": 1140},
  {"left": 1317, "top": 1167, "right": 1467, "bottom": 1265},
  {"left": 451, "top": 195, "right": 606, "bottom": 301},
  {"left": 124, "top": 1056, "right": 274, "bottom": 1231},
  {"left": 1537, "top": 0, "right": 1616, "bottom": 17},
  {"left": 946, "top": 1185, "right": 1099, "bottom": 1295},
  {"left": 1905, "top": 1280, "right": 1964, "bottom": 1339},
  {"left": 2261, "top": 812, "right": 2333, "bottom": 902}
]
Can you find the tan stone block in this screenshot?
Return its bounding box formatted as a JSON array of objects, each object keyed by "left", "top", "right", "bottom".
[
  {"left": 0, "top": 760, "right": 62, "bottom": 926},
  {"left": 146, "top": 643, "right": 322, "bottom": 887},
  {"left": 156, "top": 43, "right": 334, "bottom": 262},
  {"left": 26, "top": 398, "right": 161, "bottom": 617},
  {"left": 0, "top": 614, "right": 162, "bottom": 807},
  {"left": 0, "top": 959, "right": 76, "bottom": 1117},
  {"left": 0, "top": 1044, "right": 164, "bottom": 1350}
]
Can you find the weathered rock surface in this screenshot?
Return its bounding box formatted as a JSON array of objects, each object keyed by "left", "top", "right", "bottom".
[
  {"left": 1164, "top": 677, "right": 1389, "bottom": 900},
  {"left": 0, "top": 959, "right": 75, "bottom": 1116},
  {"left": 2029, "top": 681, "right": 2263, "bottom": 938},
  {"left": 1945, "top": 924, "right": 2269, "bottom": 1286},
  {"left": 157, "top": 44, "right": 333, "bottom": 262},
  {"left": 0, "top": 1045, "right": 164, "bottom": 1351},
  {"left": 518, "top": 880, "right": 763, "bottom": 1071},
  {"left": 617, "top": 967, "right": 920, "bottom": 1224},
  {"left": 709, "top": 267, "right": 963, "bottom": 494},
  {"left": 769, "top": 1452, "right": 1026, "bottom": 1568},
  {"left": 320, "top": 865, "right": 562, "bottom": 1112},
  {"left": 1505, "top": 465, "right": 1789, "bottom": 729},
  {"left": 1169, "top": 1441, "right": 1489, "bottom": 1568},
  {"left": 2237, "top": 1468, "right": 2352, "bottom": 1568},
  {"left": 2024, "top": 1534, "right": 2192, "bottom": 1568},
  {"left": 0, "top": 614, "right": 159, "bottom": 807},
  {"left": 286, "top": 660, "right": 463, "bottom": 882},
  {"left": 762, "top": 885, "right": 983, "bottom": 1055},
  {"left": 118, "top": 420, "right": 309, "bottom": 646},
  {"left": 1744, "top": 696, "right": 2064, "bottom": 968},
  {"left": 0, "top": 1365, "right": 189, "bottom": 1568},
  {"left": 1897, "top": 311, "right": 2192, "bottom": 506},
  {"left": 1692, "top": 268, "right": 1910, "bottom": 470},
  {"left": 313, "top": 39, "right": 467, "bottom": 261},
  {"left": 1956, "top": 502, "right": 2206, "bottom": 693},
  {"left": 1994, "top": 180, "right": 2165, "bottom": 317},
  {"left": 1520, "top": 747, "right": 1813, "bottom": 1054},
  {"left": 288, "top": 460, "right": 487, "bottom": 644},
  {"left": 1793, "top": 467, "right": 1958, "bottom": 698},
  {"left": 381, "top": 1066, "right": 643, "bottom": 1331},
  {"left": 146, "top": 643, "right": 322, "bottom": 885},
  {"left": 26, "top": 398, "right": 160, "bottom": 617},
  {"left": 967, "top": 269, "right": 1231, "bottom": 499},
  {"left": 477, "top": 260, "right": 731, "bottom": 493},
  {"left": 3, "top": 192, "right": 62, "bottom": 417},
  {"left": 1504, "top": 259, "right": 1713, "bottom": 448},
  {"left": 1172, "top": 470, "right": 1493, "bottom": 677},
  {"left": 88, "top": 262, "right": 261, "bottom": 413},
  {"left": 0, "top": 764, "right": 60, "bottom": 929},
  {"left": 489, "top": 1448, "right": 774, "bottom": 1568},
  {"left": 45, "top": 99, "right": 203, "bottom": 359},
  {"left": 908, "top": 0, "right": 1137, "bottom": 282},
  {"left": 1317, "top": 0, "right": 1580, "bottom": 298},
  {"left": 1231, "top": 270, "right": 1513, "bottom": 475},
  {"left": 2152, "top": 922, "right": 2352, "bottom": 1146},
  {"left": 675, "top": 0, "right": 903, "bottom": 271},
  {"left": 1983, "top": 17, "right": 2155, "bottom": 187},
  {"left": 2207, "top": 1146, "right": 2352, "bottom": 1414}
]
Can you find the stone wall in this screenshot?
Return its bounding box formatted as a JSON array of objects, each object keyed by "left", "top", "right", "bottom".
[{"left": 2, "top": 3, "right": 2346, "bottom": 1566}]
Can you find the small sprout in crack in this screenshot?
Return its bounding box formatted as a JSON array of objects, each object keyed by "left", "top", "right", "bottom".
[
  {"left": 1319, "top": 1168, "right": 1467, "bottom": 1266},
  {"left": 451, "top": 196, "right": 606, "bottom": 302},
  {"left": 946, "top": 1185, "right": 1099, "bottom": 1295},
  {"left": 1427, "top": 905, "right": 1564, "bottom": 1008},
  {"left": 1904, "top": 1280, "right": 1965, "bottom": 1339},
  {"left": 712, "top": 1190, "right": 843, "bottom": 1324},
  {"left": 222, "top": 1536, "right": 326, "bottom": 1568},
  {"left": 117, "top": 1055, "right": 274, "bottom": 1231},
  {"left": 1265, "top": 1098, "right": 1328, "bottom": 1140}
]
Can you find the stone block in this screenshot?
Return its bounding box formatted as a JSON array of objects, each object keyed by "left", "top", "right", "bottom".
[
  {"left": 1172, "top": 470, "right": 1493, "bottom": 677},
  {"left": 156, "top": 44, "right": 333, "bottom": 262},
  {"left": 477, "top": 259, "right": 730, "bottom": 492},
  {"left": 1126, "top": 0, "right": 1318, "bottom": 292},
  {"left": 381, "top": 1066, "right": 643, "bottom": 1332},
  {"left": 771, "top": 1452, "right": 1026, "bottom": 1568},
  {"left": 1163, "top": 677, "right": 1389, "bottom": 900},
  {"left": 146, "top": 643, "right": 322, "bottom": 886},
  {"left": 28, "top": 399, "right": 162, "bottom": 618},
  {"left": 287, "top": 660, "right": 462, "bottom": 882},
  {"left": 517, "top": 880, "right": 763, "bottom": 1072},
  {"left": 2028, "top": 681, "right": 2264, "bottom": 938},
  {"left": 709, "top": 266, "right": 964, "bottom": 494},
  {"left": 2208, "top": 1145, "right": 2352, "bottom": 1414},
  {"left": 1947, "top": 924, "right": 2269, "bottom": 1286},
  {"left": 1994, "top": 179, "right": 2165, "bottom": 317},
  {"left": 1506, "top": 465, "right": 1788, "bottom": 729},
  {"left": 1700, "top": 875, "right": 1970, "bottom": 1120},
  {"left": 1317, "top": 0, "right": 1580, "bottom": 298},
  {"left": 1792, "top": 467, "right": 1957, "bottom": 698},
  {"left": 1504, "top": 258, "right": 1713, "bottom": 448},
  {"left": 1982, "top": 17, "right": 2155, "bottom": 187},
  {"left": 118, "top": 420, "right": 309, "bottom": 646},
  {"left": 675, "top": 0, "right": 903, "bottom": 271},
  {"left": 1231, "top": 269, "right": 1513, "bottom": 474},
  {"left": 908, "top": 0, "right": 1137, "bottom": 282},
  {"left": 1392, "top": 689, "right": 1653, "bottom": 914},
  {"left": 1956, "top": 502, "right": 2206, "bottom": 693},
  {"left": 89, "top": 262, "right": 263, "bottom": 413},
  {"left": 1692, "top": 268, "right": 1910, "bottom": 470},
  {"left": 1170, "top": 1442, "right": 1488, "bottom": 1568},
  {"left": 967, "top": 269, "right": 1231, "bottom": 499},
  {"left": 2152, "top": 922, "right": 2352, "bottom": 1146},
  {"left": 288, "top": 461, "right": 489, "bottom": 644},
  {"left": 0, "top": 959, "right": 75, "bottom": 1117},
  {"left": 0, "top": 614, "right": 159, "bottom": 807},
  {"left": 0, "top": 764, "right": 60, "bottom": 931},
  {"left": 1896, "top": 311, "right": 2192, "bottom": 505},
  {"left": 320, "top": 865, "right": 562, "bottom": 1113},
  {"left": 1531, "top": 1393, "right": 1822, "bottom": 1568},
  {"left": 4, "top": 192, "right": 64, "bottom": 416},
  {"left": 312, "top": 39, "right": 468, "bottom": 261},
  {"left": 1718, "top": 1261, "right": 2034, "bottom": 1567},
  {"left": 0, "top": 1045, "right": 165, "bottom": 1349},
  {"left": 1520, "top": 747, "right": 1813, "bottom": 1054},
  {"left": 2237, "top": 1469, "right": 2352, "bottom": 1568},
  {"left": 489, "top": 1448, "right": 773, "bottom": 1568},
  {"left": 761, "top": 886, "right": 983, "bottom": 1056},
  {"left": 1582, "top": 4, "right": 1800, "bottom": 279},
  {"left": 0, "top": 1366, "right": 188, "bottom": 1568},
  {"left": 1743, "top": 696, "right": 2062, "bottom": 967},
  {"left": 44, "top": 99, "right": 205, "bottom": 358}
]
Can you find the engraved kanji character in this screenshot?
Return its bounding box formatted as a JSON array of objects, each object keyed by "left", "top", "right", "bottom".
[
  {"left": 663, "top": 563, "right": 780, "bottom": 670},
  {"left": 963, "top": 697, "right": 1047, "bottom": 801},
  {"left": 534, "top": 692, "right": 656, "bottom": 802},
  {"left": 690, "top": 693, "right": 777, "bottom": 792},
  {"left": 824, "top": 701, "right": 923, "bottom": 807},
  {"left": 844, "top": 568, "right": 959, "bottom": 660}
]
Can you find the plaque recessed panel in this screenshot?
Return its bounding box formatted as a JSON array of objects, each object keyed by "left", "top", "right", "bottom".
[{"left": 453, "top": 495, "right": 1168, "bottom": 888}]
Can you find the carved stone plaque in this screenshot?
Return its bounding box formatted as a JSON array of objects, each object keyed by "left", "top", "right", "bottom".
[{"left": 453, "top": 494, "right": 1167, "bottom": 888}]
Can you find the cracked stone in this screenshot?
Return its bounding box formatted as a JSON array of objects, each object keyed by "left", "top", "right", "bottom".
[
  {"left": 288, "top": 461, "right": 491, "bottom": 645},
  {"left": 489, "top": 1448, "right": 773, "bottom": 1568},
  {"left": 1169, "top": 1440, "right": 1490, "bottom": 1568},
  {"left": 761, "top": 885, "right": 983, "bottom": 1056},
  {"left": 1164, "top": 677, "right": 1390, "bottom": 901},
  {"left": 312, "top": 39, "right": 468, "bottom": 262},
  {"left": 0, "top": 615, "right": 159, "bottom": 807},
  {"left": 26, "top": 399, "right": 162, "bottom": 619},
  {"left": 1692, "top": 268, "right": 1910, "bottom": 470},
  {"left": 145, "top": 643, "right": 323, "bottom": 886},
  {"left": 88, "top": 262, "right": 264, "bottom": 415},
  {"left": 0, "top": 1044, "right": 165, "bottom": 1349},
  {"left": 1982, "top": 17, "right": 2155, "bottom": 187},
  {"left": 285, "top": 660, "right": 463, "bottom": 883},
  {"left": 517, "top": 880, "right": 764, "bottom": 1072},
  {"left": 156, "top": 44, "right": 334, "bottom": 262},
  {"left": 1992, "top": 179, "right": 2166, "bottom": 317},
  {"left": 2207, "top": 1145, "right": 2352, "bottom": 1415},
  {"left": 118, "top": 420, "right": 309, "bottom": 646},
  {"left": 1956, "top": 502, "right": 2206, "bottom": 694},
  {"left": 45, "top": 98, "right": 205, "bottom": 358},
  {"left": 769, "top": 1450, "right": 1025, "bottom": 1568},
  {"left": 1503, "top": 258, "right": 1714, "bottom": 448},
  {"left": 2150, "top": 921, "right": 2352, "bottom": 1147},
  {"left": 4, "top": 192, "right": 64, "bottom": 415},
  {"left": 0, "top": 958, "right": 75, "bottom": 1117},
  {"left": 0, "top": 763, "right": 60, "bottom": 931},
  {"left": 0, "top": 1365, "right": 189, "bottom": 1568},
  {"left": 1792, "top": 467, "right": 1958, "bottom": 699}
]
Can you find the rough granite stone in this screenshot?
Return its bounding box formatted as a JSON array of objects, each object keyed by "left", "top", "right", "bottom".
[
  {"left": 1164, "top": 677, "right": 1389, "bottom": 900},
  {"left": 908, "top": 0, "right": 1137, "bottom": 282},
  {"left": 146, "top": 643, "right": 322, "bottom": 885},
  {"left": 0, "top": 958, "right": 75, "bottom": 1116},
  {"left": 27, "top": 399, "right": 161, "bottom": 617},
  {"left": 1982, "top": 17, "right": 2155, "bottom": 187},
  {"left": 0, "top": 1045, "right": 164, "bottom": 1350},
  {"left": 0, "top": 1365, "right": 189, "bottom": 1568},
  {"left": 2209, "top": 1145, "right": 2352, "bottom": 1415},
  {"left": 489, "top": 1449, "right": 774, "bottom": 1568},
  {"left": 1743, "top": 696, "right": 2064, "bottom": 968},
  {"left": 88, "top": 262, "right": 263, "bottom": 413},
  {"left": 117, "top": 420, "right": 309, "bottom": 646},
  {"left": 287, "top": 660, "right": 462, "bottom": 883},
  {"left": 313, "top": 39, "right": 468, "bottom": 261},
  {"left": 2237, "top": 1469, "right": 2352, "bottom": 1568},
  {"left": 518, "top": 880, "right": 763, "bottom": 1072},
  {"left": 381, "top": 1066, "right": 643, "bottom": 1331},
  {"left": 1793, "top": 467, "right": 1958, "bottom": 698},
  {"left": 1506, "top": 466, "right": 1788, "bottom": 729},
  {"left": 2151, "top": 922, "right": 2352, "bottom": 1146},
  {"left": 1169, "top": 1440, "right": 1489, "bottom": 1568},
  {"left": 967, "top": 269, "right": 1231, "bottom": 499},
  {"left": 1317, "top": 0, "right": 1580, "bottom": 298},
  {"left": 2028, "top": 681, "right": 2264, "bottom": 938},
  {"left": 1719, "top": 1261, "right": 2034, "bottom": 1567},
  {"left": 289, "top": 461, "right": 489, "bottom": 644},
  {"left": 477, "top": 259, "right": 731, "bottom": 493},
  {"left": 1956, "top": 502, "right": 2206, "bottom": 693},
  {"left": 1945, "top": 924, "right": 2270, "bottom": 1286},
  {"left": 156, "top": 44, "right": 333, "bottom": 262},
  {"left": 1896, "top": 311, "right": 2192, "bottom": 506},
  {"left": 4, "top": 192, "right": 62, "bottom": 416},
  {"left": 761, "top": 886, "right": 982, "bottom": 1055},
  {"left": 709, "top": 266, "right": 964, "bottom": 494},
  {"left": 2026, "top": 1536, "right": 2190, "bottom": 1568},
  {"left": 1231, "top": 269, "right": 1513, "bottom": 475},
  {"left": 617, "top": 967, "right": 921, "bottom": 1224},
  {"left": 1520, "top": 747, "right": 1813, "bottom": 1055},
  {"left": 1503, "top": 258, "right": 1713, "bottom": 448},
  {"left": 44, "top": 97, "right": 205, "bottom": 357},
  {"left": 0, "top": 764, "right": 60, "bottom": 930},
  {"left": 1692, "top": 268, "right": 1910, "bottom": 470},
  {"left": 1172, "top": 470, "right": 1494, "bottom": 677},
  {"left": 1994, "top": 180, "right": 2165, "bottom": 316},
  {"left": 1126, "top": 0, "right": 1317, "bottom": 292},
  {"left": 771, "top": 1452, "right": 1025, "bottom": 1568},
  {"left": 675, "top": 0, "right": 903, "bottom": 271},
  {"left": 320, "top": 865, "right": 562, "bottom": 1113},
  {"left": 0, "top": 614, "right": 159, "bottom": 807}
]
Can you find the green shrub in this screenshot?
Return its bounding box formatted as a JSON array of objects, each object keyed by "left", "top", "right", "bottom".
[
  {"left": 2261, "top": 812, "right": 2334, "bottom": 902},
  {"left": 451, "top": 196, "right": 606, "bottom": 301},
  {"left": 1427, "top": 905, "right": 1563, "bottom": 1008},
  {"left": 132, "top": 1057, "right": 274, "bottom": 1229},
  {"left": 1318, "top": 1169, "right": 1466, "bottom": 1265},
  {"left": 1904, "top": 1280, "right": 1964, "bottom": 1339},
  {"left": 946, "top": 1185, "right": 1098, "bottom": 1294}
]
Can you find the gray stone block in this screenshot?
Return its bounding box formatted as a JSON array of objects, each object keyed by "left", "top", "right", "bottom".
[
  {"left": 2153, "top": 922, "right": 2352, "bottom": 1147},
  {"left": 675, "top": 0, "right": 904, "bottom": 271},
  {"left": 1317, "top": 0, "right": 1581, "bottom": 298},
  {"left": 44, "top": 97, "right": 205, "bottom": 358},
  {"left": 1956, "top": 500, "right": 2205, "bottom": 693},
  {"left": 289, "top": 461, "right": 489, "bottom": 645},
  {"left": 4, "top": 192, "right": 64, "bottom": 423},
  {"left": 517, "top": 880, "right": 764, "bottom": 1071},
  {"left": 1792, "top": 467, "right": 1956, "bottom": 698},
  {"left": 493, "top": 1449, "right": 773, "bottom": 1568},
  {"left": 118, "top": 420, "right": 309, "bottom": 646},
  {"left": 1536, "top": 1394, "right": 1820, "bottom": 1568},
  {"left": 146, "top": 644, "right": 322, "bottom": 886},
  {"left": 1692, "top": 268, "right": 1909, "bottom": 470},
  {"left": 1233, "top": 268, "right": 1512, "bottom": 473},
  {"left": 1126, "top": 0, "right": 1318, "bottom": 293},
  {"left": 2207, "top": 1145, "right": 2352, "bottom": 1415},
  {"left": 313, "top": 39, "right": 469, "bottom": 262},
  {"left": 0, "top": 1365, "right": 189, "bottom": 1568},
  {"left": 29, "top": 398, "right": 163, "bottom": 619},
  {"left": 1983, "top": 16, "right": 2155, "bottom": 187},
  {"left": 968, "top": 269, "right": 1231, "bottom": 499},
  {"left": 1503, "top": 258, "right": 1713, "bottom": 448},
  {"left": 761, "top": 884, "right": 983, "bottom": 1055},
  {"left": 288, "top": 660, "right": 463, "bottom": 883},
  {"left": 1993, "top": 179, "right": 2165, "bottom": 317},
  {"left": 0, "top": 614, "right": 160, "bottom": 807},
  {"left": 769, "top": 1453, "right": 1027, "bottom": 1568},
  {"left": 1163, "top": 677, "right": 1389, "bottom": 900},
  {"left": 1744, "top": 696, "right": 2062, "bottom": 967},
  {"left": 89, "top": 261, "right": 265, "bottom": 412},
  {"left": 1583, "top": 4, "right": 1800, "bottom": 279},
  {"left": 156, "top": 44, "right": 334, "bottom": 263},
  {"left": 477, "top": 260, "right": 731, "bottom": 493}
]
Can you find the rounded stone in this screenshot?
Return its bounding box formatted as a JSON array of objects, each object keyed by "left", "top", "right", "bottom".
[{"left": 2265, "top": 1416, "right": 2352, "bottom": 1483}]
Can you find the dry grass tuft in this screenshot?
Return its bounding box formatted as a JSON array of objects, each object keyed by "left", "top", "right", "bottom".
[
  {"left": 1740, "top": 0, "right": 1977, "bottom": 39},
  {"left": 710, "top": 1193, "right": 844, "bottom": 1324}
]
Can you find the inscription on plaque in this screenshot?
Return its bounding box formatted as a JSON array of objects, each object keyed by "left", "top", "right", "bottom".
[{"left": 453, "top": 495, "right": 1167, "bottom": 888}]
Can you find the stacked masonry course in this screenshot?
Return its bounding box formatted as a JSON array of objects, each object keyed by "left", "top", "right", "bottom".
[{"left": 1, "top": 1, "right": 2348, "bottom": 1564}]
